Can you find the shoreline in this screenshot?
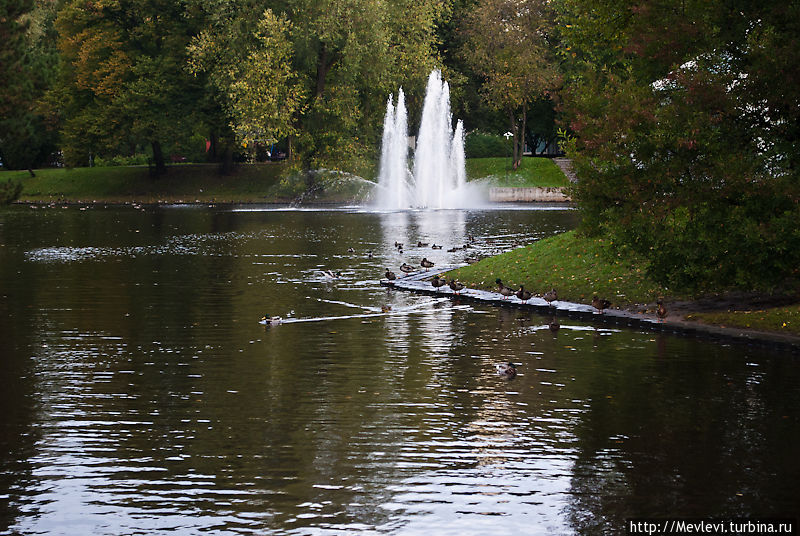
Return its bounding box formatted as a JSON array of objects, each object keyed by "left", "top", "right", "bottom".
[
  {"left": 10, "top": 200, "right": 793, "bottom": 345},
  {"left": 383, "top": 267, "right": 800, "bottom": 351},
  {"left": 13, "top": 194, "right": 574, "bottom": 206}
]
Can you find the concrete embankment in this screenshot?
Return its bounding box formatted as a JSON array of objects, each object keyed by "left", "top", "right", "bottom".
[{"left": 489, "top": 187, "right": 570, "bottom": 202}]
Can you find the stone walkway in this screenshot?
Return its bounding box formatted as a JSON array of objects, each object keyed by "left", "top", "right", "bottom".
[{"left": 383, "top": 267, "right": 800, "bottom": 351}]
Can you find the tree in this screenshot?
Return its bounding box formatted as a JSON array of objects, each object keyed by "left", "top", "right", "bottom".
[
  {"left": 461, "top": 0, "right": 561, "bottom": 169},
  {"left": 287, "top": 0, "right": 445, "bottom": 170},
  {"left": 559, "top": 0, "right": 800, "bottom": 291},
  {"left": 0, "top": 0, "right": 60, "bottom": 172},
  {"left": 188, "top": 5, "right": 305, "bottom": 170},
  {"left": 54, "top": 0, "right": 204, "bottom": 172}
]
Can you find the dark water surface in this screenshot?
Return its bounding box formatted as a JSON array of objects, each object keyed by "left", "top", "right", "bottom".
[{"left": 1, "top": 204, "right": 798, "bottom": 535}]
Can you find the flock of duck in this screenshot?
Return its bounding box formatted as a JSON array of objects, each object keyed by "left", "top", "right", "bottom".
[
  {"left": 262, "top": 236, "right": 669, "bottom": 380},
  {"left": 384, "top": 264, "right": 641, "bottom": 320}
]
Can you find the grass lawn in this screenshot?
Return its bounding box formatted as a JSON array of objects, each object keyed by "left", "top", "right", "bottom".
[
  {"left": 6, "top": 163, "right": 289, "bottom": 203},
  {"left": 687, "top": 306, "right": 800, "bottom": 336},
  {"left": 5, "top": 156, "right": 569, "bottom": 204},
  {"left": 446, "top": 230, "right": 675, "bottom": 308},
  {"left": 466, "top": 157, "right": 569, "bottom": 187},
  {"left": 446, "top": 230, "right": 800, "bottom": 337}
]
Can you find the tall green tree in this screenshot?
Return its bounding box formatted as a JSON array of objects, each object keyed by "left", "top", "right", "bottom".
[
  {"left": 188, "top": 4, "right": 305, "bottom": 169},
  {"left": 0, "top": 0, "right": 59, "bottom": 172},
  {"left": 54, "top": 0, "right": 203, "bottom": 172},
  {"left": 559, "top": 0, "right": 800, "bottom": 291},
  {"left": 461, "top": 0, "right": 561, "bottom": 169},
  {"left": 288, "top": 0, "right": 445, "bottom": 171}
]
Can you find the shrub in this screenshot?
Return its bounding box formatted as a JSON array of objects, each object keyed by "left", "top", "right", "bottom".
[
  {"left": 464, "top": 131, "right": 512, "bottom": 158},
  {"left": 1, "top": 179, "right": 23, "bottom": 204},
  {"left": 94, "top": 154, "right": 151, "bottom": 167}
]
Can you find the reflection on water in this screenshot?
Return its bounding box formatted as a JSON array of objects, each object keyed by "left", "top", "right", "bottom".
[{"left": 1, "top": 205, "right": 798, "bottom": 535}]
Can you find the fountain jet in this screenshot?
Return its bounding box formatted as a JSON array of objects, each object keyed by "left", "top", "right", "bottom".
[{"left": 376, "top": 70, "right": 483, "bottom": 209}]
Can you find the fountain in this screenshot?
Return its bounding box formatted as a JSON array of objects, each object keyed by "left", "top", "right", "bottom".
[{"left": 375, "top": 70, "right": 484, "bottom": 209}]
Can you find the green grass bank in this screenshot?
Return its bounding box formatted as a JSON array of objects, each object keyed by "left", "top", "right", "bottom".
[
  {"left": 4, "top": 156, "right": 567, "bottom": 204},
  {"left": 5, "top": 164, "right": 289, "bottom": 204},
  {"left": 446, "top": 230, "right": 800, "bottom": 337},
  {"left": 465, "top": 157, "right": 568, "bottom": 187}
]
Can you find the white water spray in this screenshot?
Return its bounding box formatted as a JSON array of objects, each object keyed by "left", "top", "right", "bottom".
[
  {"left": 376, "top": 70, "right": 484, "bottom": 209},
  {"left": 375, "top": 90, "right": 410, "bottom": 209}
]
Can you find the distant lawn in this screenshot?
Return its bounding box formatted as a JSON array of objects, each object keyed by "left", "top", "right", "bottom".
[
  {"left": 4, "top": 155, "right": 569, "bottom": 204},
  {"left": 5, "top": 163, "right": 289, "bottom": 203},
  {"left": 466, "top": 156, "right": 569, "bottom": 187}
]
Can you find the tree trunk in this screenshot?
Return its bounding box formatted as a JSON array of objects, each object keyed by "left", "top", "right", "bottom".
[
  {"left": 151, "top": 140, "right": 167, "bottom": 176},
  {"left": 219, "top": 141, "right": 234, "bottom": 175},
  {"left": 315, "top": 43, "right": 331, "bottom": 98},
  {"left": 509, "top": 110, "right": 518, "bottom": 170},
  {"left": 517, "top": 106, "right": 527, "bottom": 169},
  {"left": 207, "top": 132, "right": 218, "bottom": 162}
]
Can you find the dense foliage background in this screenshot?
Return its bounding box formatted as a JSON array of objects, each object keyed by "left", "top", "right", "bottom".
[{"left": 2, "top": 0, "right": 798, "bottom": 292}]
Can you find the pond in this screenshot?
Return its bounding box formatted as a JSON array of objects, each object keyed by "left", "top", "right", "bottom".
[{"left": 0, "top": 204, "right": 798, "bottom": 535}]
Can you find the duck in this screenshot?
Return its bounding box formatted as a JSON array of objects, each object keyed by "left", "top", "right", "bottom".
[
  {"left": 447, "top": 247, "right": 460, "bottom": 253},
  {"left": 347, "top": 247, "right": 355, "bottom": 253},
  {"left": 543, "top": 288, "right": 557, "bottom": 307},
  {"left": 516, "top": 285, "right": 532, "bottom": 303},
  {"left": 496, "top": 278, "right": 515, "bottom": 300},
  {"left": 381, "top": 305, "right": 392, "bottom": 313},
  {"left": 400, "top": 262, "right": 414, "bottom": 275},
  {"left": 417, "top": 241, "right": 429, "bottom": 247},
  {"left": 592, "top": 295, "right": 612, "bottom": 314},
  {"left": 420, "top": 258, "right": 435, "bottom": 271},
  {"left": 496, "top": 362, "right": 517, "bottom": 379},
  {"left": 431, "top": 244, "right": 443, "bottom": 249},
  {"left": 323, "top": 269, "right": 342, "bottom": 279},
  {"left": 366, "top": 249, "right": 373, "bottom": 259},
  {"left": 448, "top": 279, "right": 465, "bottom": 295},
  {"left": 657, "top": 299, "right": 667, "bottom": 321},
  {"left": 260, "top": 314, "right": 282, "bottom": 326},
  {"left": 431, "top": 275, "right": 447, "bottom": 292},
  {"left": 384, "top": 268, "right": 396, "bottom": 281},
  {"left": 549, "top": 316, "right": 560, "bottom": 332},
  {"left": 394, "top": 241, "right": 404, "bottom": 249}
]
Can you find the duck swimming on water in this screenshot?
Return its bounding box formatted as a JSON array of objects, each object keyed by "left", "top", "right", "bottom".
[
  {"left": 260, "top": 314, "right": 282, "bottom": 326},
  {"left": 496, "top": 362, "right": 517, "bottom": 379}
]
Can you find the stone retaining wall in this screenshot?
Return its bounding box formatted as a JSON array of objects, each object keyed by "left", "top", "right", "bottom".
[{"left": 489, "top": 187, "right": 570, "bottom": 202}]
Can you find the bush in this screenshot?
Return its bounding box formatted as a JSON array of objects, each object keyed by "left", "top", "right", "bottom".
[
  {"left": 94, "top": 154, "right": 151, "bottom": 167},
  {"left": 465, "top": 131, "right": 513, "bottom": 158},
  {"left": 599, "top": 195, "right": 800, "bottom": 294},
  {"left": 1, "top": 179, "right": 23, "bottom": 204}
]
